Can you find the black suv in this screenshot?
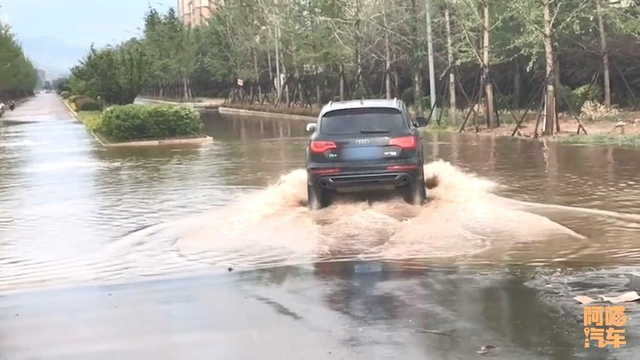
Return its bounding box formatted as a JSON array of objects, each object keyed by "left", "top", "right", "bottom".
[{"left": 306, "top": 99, "right": 428, "bottom": 210}]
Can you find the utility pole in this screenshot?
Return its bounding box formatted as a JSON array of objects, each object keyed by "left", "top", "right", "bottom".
[{"left": 425, "top": 0, "right": 437, "bottom": 112}]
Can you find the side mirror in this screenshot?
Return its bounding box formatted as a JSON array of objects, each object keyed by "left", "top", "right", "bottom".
[
  {"left": 306, "top": 123, "right": 317, "bottom": 133},
  {"left": 415, "top": 116, "right": 429, "bottom": 128}
]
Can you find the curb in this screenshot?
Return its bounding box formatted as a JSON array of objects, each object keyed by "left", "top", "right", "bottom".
[
  {"left": 218, "top": 107, "right": 317, "bottom": 122},
  {"left": 62, "top": 99, "right": 108, "bottom": 146}
]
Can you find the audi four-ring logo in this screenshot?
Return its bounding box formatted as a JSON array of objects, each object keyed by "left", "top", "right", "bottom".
[{"left": 355, "top": 139, "right": 370, "bottom": 145}]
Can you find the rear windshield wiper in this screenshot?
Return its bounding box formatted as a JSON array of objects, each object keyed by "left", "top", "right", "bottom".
[{"left": 360, "top": 129, "right": 390, "bottom": 134}]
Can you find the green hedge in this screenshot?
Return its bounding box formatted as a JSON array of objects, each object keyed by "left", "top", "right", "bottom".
[
  {"left": 75, "top": 97, "right": 100, "bottom": 111},
  {"left": 61, "top": 91, "right": 71, "bottom": 99},
  {"left": 100, "top": 105, "right": 203, "bottom": 142}
]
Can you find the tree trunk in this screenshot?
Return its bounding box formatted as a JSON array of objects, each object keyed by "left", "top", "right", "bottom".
[
  {"left": 483, "top": 0, "right": 497, "bottom": 128},
  {"left": 384, "top": 2, "right": 391, "bottom": 100},
  {"left": 283, "top": 65, "right": 290, "bottom": 105},
  {"left": 514, "top": 57, "right": 521, "bottom": 109},
  {"left": 316, "top": 70, "right": 322, "bottom": 108},
  {"left": 425, "top": 0, "right": 436, "bottom": 110},
  {"left": 355, "top": 0, "right": 363, "bottom": 98},
  {"left": 183, "top": 77, "right": 190, "bottom": 100},
  {"left": 445, "top": 4, "right": 457, "bottom": 124},
  {"left": 554, "top": 54, "right": 561, "bottom": 132},
  {"left": 410, "top": 0, "right": 422, "bottom": 115},
  {"left": 543, "top": 0, "right": 557, "bottom": 136},
  {"left": 267, "top": 44, "right": 274, "bottom": 100},
  {"left": 339, "top": 63, "right": 345, "bottom": 101},
  {"left": 596, "top": 0, "right": 611, "bottom": 109},
  {"left": 274, "top": 26, "right": 282, "bottom": 102},
  {"left": 253, "top": 48, "right": 262, "bottom": 101}
]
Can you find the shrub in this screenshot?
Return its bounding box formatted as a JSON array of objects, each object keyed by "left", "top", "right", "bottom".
[
  {"left": 100, "top": 105, "right": 203, "bottom": 142},
  {"left": 558, "top": 84, "right": 603, "bottom": 112},
  {"left": 78, "top": 100, "right": 101, "bottom": 111},
  {"left": 401, "top": 87, "right": 416, "bottom": 106},
  {"left": 418, "top": 96, "right": 431, "bottom": 111},
  {"left": 572, "top": 85, "right": 602, "bottom": 107},
  {"left": 73, "top": 96, "right": 99, "bottom": 111},
  {"left": 580, "top": 100, "right": 619, "bottom": 122},
  {"left": 61, "top": 91, "right": 71, "bottom": 99},
  {"left": 68, "top": 95, "right": 82, "bottom": 104}
]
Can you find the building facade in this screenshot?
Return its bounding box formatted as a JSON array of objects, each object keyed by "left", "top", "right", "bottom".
[{"left": 177, "top": 0, "right": 219, "bottom": 27}]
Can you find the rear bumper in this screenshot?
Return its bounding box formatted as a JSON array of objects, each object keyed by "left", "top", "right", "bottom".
[{"left": 308, "top": 167, "right": 422, "bottom": 192}]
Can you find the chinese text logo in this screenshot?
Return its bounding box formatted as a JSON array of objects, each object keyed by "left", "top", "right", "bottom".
[{"left": 584, "top": 305, "right": 626, "bottom": 348}]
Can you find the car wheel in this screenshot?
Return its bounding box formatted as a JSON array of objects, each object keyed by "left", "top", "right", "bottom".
[
  {"left": 308, "top": 184, "right": 327, "bottom": 210},
  {"left": 403, "top": 178, "right": 426, "bottom": 205}
]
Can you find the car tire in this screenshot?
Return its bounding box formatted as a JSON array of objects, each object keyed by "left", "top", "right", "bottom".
[
  {"left": 403, "top": 178, "right": 426, "bottom": 205},
  {"left": 308, "top": 184, "right": 328, "bottom": 210}
]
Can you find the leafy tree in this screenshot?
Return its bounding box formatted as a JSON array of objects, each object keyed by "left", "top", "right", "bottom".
[
  {"left": 70, "top": 40, "right": 153, "bottom": 104},
  {"left": 0, "top": 23, "right": 38, "bottom": 100}
]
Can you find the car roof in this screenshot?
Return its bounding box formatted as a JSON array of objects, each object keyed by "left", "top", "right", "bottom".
[{"left": 319, "top": 99, "right": 405, "bottom": 118}]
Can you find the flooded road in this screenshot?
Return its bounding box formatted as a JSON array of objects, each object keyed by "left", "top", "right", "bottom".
[{"left": 1, "top": 94, "right": 639, "bottom": 359}]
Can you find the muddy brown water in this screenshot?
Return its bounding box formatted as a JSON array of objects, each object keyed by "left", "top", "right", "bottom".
[{"left": 0, "top": 94, "right": 639, "bottom": 359}]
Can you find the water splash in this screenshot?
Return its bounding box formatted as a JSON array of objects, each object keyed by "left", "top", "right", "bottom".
[{"left": 176, "top": 160, "right": 587, "bottom": 269}]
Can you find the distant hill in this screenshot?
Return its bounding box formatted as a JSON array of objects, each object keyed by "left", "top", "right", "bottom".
[{"left": 19, "top": 36, "right": 89, "bottom": 79}]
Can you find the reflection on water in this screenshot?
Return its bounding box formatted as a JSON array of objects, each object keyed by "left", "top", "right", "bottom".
[{"left": 1, "top": 109, "right": 640, "bottom": 292}]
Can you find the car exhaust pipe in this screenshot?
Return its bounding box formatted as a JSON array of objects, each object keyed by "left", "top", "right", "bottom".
[
  {"left": 400, "top": 176, "right": 410, "bottom": 184},
  {"left": 320, "top": 181, "right": 331, "bottom": 189}
]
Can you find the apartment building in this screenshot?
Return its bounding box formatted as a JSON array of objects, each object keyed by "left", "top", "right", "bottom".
[{"left": 177, "top": 0, "right": 219, "bottom": 27}]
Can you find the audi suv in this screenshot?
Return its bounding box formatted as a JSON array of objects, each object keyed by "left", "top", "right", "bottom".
[{"left": 305, "top": 99, "right": 429, "bottom": 210}]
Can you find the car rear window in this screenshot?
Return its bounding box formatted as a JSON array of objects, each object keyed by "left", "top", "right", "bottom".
[{"left": 320, "top": 108, "right": 405, "bottom": 135}]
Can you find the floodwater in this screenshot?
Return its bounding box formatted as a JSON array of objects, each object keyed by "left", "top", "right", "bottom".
[{"left": 1, "top": 94, "right": 639, "bottom": 359}]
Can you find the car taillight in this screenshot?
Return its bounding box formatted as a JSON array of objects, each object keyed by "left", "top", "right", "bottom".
[
  {"left": 389, "top": 136, "right": 417, "bottom": 149},
  {"left": 311, "top": 168, "right": 341, "bottom": 175},
  {"left": 310, "top": 141, "right": 337, "bottom": 153},
  {"left": 387, "top": 164, "right": 419, "bottom": 171}
]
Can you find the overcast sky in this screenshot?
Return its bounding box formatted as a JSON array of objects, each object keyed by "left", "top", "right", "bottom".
[{"left": 0, "top": 0, "right": 173, "bottom": 48}]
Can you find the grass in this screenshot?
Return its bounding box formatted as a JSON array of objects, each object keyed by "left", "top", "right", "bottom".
[
  {"left": 554, "top": 134, "right": 640, "bottom": 147},
  {"left": 76, "top": 111, "right": 103, "bottom": 132}
]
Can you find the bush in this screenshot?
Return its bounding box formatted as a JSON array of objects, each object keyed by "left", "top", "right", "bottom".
[
  {"left": 573, "top": 85, "right": 602, "bottom": 107},
  {"left": 61, "top": 91, "right": 71, "bottom": 99},
  {"left": 580, "top": 100, "right": 619, "bottom": 122},
  {"left": 73, "top": 96, "right": 100, "bottom": 111},
  {"left": 401, "top": 88, "right": 416, "bottom": 106},
  {"left": 558, "top": 84, "right": 603, "bottom": 112},
  {"left": 100, "top": 105, "right": 203, "bottom": 142},
  {"left": 78, "top": 100, "right": 101, "bottom": 111}
]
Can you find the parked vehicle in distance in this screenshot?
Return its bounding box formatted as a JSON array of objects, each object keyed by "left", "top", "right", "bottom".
[{"left": 305, "top": 99, "right": 429, "bottom": 210}]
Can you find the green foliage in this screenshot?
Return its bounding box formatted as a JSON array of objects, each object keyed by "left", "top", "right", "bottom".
[
  {"left": 555, "top": 134, "right": 640, "bottom": 147},
  {"left": 61, "top": 91, "right": 71, "bottom": 99},
  {"left": 100, "top": 105, "right": 203, "bottom": 142},
  {"left": 70, "top": 40, "right": 153, "bottom": 105},
  {"left": 401, "top": 88, "right": 416, "bottom": 106},
  {"left": 418, "top": 96, "right": 432, "bottom": 112},
  {"left": 572, "top": 85, "right": 603, "bottom": 107},
  {"left": 77, "top": 111, "right": 103, "bottom": 132},
  {"left": 0, "top": 23, "right": 38, "bottom": 95},
  {"left": 78, "top": 100, "right": 101, "bottom": 111},
  {"left": 69, "top": 0, "right": 640, "bottom": 109}
]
